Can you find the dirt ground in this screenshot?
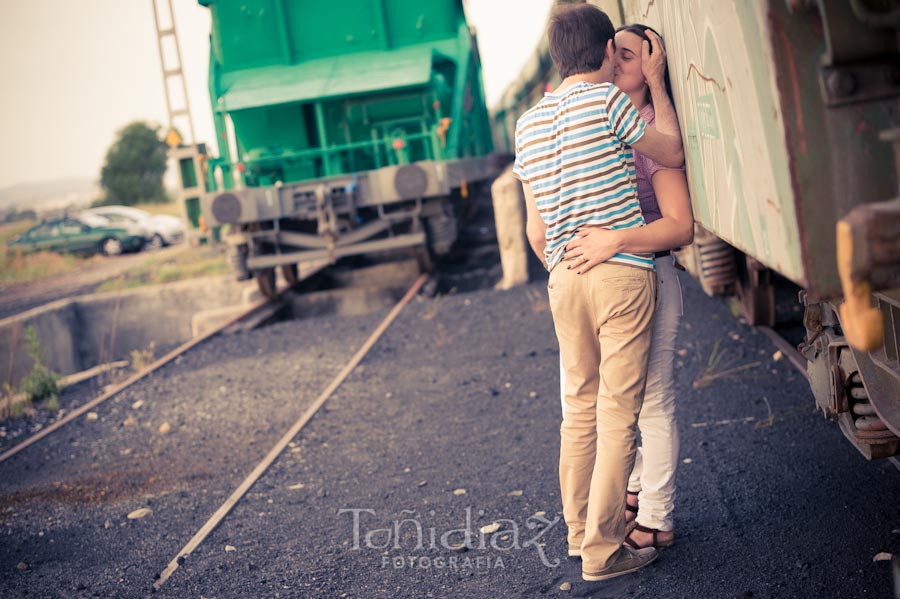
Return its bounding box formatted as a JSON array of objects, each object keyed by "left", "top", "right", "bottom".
[{"left": 0, "top": 244, "right": 187, "bottom": 320}]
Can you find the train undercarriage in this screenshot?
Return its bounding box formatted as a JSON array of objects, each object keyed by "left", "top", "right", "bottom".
[
  {"left": 203, "top": 157, "right": 495, "bottom": 299},
  {"left": 678, "top": 228, "right": 900, "bottom": 461}
]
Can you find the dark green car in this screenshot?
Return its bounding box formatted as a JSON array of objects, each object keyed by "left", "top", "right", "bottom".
[{"left": 5, "top": 214, "right": 144, "bottom": 256}]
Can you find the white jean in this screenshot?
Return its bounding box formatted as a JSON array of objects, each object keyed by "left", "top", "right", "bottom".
[{"left": 560, "top": 254, "right": 683, "bottom": 531}]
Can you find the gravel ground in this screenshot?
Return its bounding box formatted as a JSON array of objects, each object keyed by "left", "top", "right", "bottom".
[
  {"left": 0, "top": 379, "right": 106, "bottom": 454},
  {"left": 0, "top": 312, "right": 387, "bottom": 598},
  {"left": 0, "top": 340, "right": 180, "bottom": 456},
  {"left": 2, "top": 265, "right": 899, "bottom": 598},
  {"left": 157, "top": 275, "right": 900, "bottom": 599}
]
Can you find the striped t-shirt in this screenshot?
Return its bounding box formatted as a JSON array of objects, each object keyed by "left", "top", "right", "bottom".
[{"left": 513, "top": 81, "right": 654, "bottom": 271}]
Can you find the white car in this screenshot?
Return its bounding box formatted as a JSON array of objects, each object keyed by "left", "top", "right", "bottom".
[{"left": 85, "top": 206, "right": 186, "bottom": 249}]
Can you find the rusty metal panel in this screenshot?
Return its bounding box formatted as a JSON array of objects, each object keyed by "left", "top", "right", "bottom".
[
  {"left": 619, "top": 0, "right": 899, "bottom": 300},
  {"left": 620, "top": 1, "right": 805, "bottom": 286}
]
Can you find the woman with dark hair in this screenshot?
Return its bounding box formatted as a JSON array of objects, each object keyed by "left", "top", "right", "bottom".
[{"left": 562, "top": 23, "right": 694, "bottom": 551}]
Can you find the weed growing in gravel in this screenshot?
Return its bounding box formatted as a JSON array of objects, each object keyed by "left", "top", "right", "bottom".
[
  {"left": 692, "top": 339, "right": 761, "bottom": 389},
  {"left": 130, "top": 342, "right": 156, "bottom": 372},
  {"left": 0, "top": 382, "right": 19, "bottom": 419},
  {"left": 19, "top": 326, "right": 61, "bottom": 405},
  {"left": 9, "top": 398, "right": 26, "bottom": 418},
  {"left": 727, "top": 298, "right": 743, "bottom": 319},
  {"left": 755, "top": 396, "right": 775, "bottom": 428},
  {"left": 751, "top": 396, "right": 811, "bottom": 429},
  {"left": 44, "top": 394, "right": 60, "bottom": 412}
]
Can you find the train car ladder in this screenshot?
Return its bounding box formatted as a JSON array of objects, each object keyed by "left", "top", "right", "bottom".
[
  {"left": 151, "top": 0, "right": 207, "bottom": 244},
  {"left": 151, "top": 0, "right": 196, "bottom": 146}
]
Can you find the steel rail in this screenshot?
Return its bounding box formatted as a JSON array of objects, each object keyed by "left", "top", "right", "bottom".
[
  {"left": 757, "top": 325, "right": 809, "bottom": 380},
  {"left": 152, "top": 273, "right": 427, "bottom": 590},
  {"left": 0, "top": 294, "right": 280, "bottom": 465}
]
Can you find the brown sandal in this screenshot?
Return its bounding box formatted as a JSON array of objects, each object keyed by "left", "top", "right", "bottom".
[
  {"left": 625, "top": 523, "right": 675, "bottom": 549},
  {"left": 625, "top": 491, "right": 639, "bottom": 514},
  {"left": 625, "top": 491, "right": 639, "bottom": 533}
]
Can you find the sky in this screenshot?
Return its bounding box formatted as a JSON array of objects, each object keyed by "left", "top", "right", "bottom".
[{"left": 0, "top": 0, "right": 554, "bottom": 190}]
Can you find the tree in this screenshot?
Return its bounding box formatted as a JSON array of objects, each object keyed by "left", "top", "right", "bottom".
[{"left": 98, "top": 121, "right": 169, "bottom": 205}]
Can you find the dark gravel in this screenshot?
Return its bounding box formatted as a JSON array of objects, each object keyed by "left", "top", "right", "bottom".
[
  {"left": 0, "top": 378, "right": 105, "bottom": 455},
  {"left": 1, "top": 265, "right": 899, "bottom": 598},
  {"left": 159, "top": 275, "right": 900, "bottom": 599},
  {"left": 0, "top": 340, "right": 180, "bottom": 456},
  {"left": 0, "top": 312, "right": 387, "bottom": 598}
]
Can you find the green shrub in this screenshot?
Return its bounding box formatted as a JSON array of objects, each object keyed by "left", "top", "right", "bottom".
[
  {"left": 21, "top": 363, "right": 59, "bottom": 403},
  {"left": 19, "top": 326, "right": 60, "bottom": 404}
]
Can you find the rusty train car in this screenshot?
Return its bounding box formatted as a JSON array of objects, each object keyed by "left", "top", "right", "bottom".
[{"left": 492, "top": 0, "right": 900, "bottom": 461}]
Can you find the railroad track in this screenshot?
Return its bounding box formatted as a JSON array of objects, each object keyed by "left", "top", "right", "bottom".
[
  {"left": 2, "top": 262, "right": 895, "bottom": 597},
  {"left": 0, "top": 240, "right": 886, "bottom": 592},
  {"left": 0, "top": 265, "right": 428, "bottom": 590},
  {"left": 0, "top": 295, "right": 280, "bottom": 466},
  {"left": 140, "top": 275, "right": 810, "bottom": 591},
  {"left": 152, "top": 273, "right": 427, "bottom": 590},
  {"left": 756, "top": 325, "right": 808, "bottom": 379},
  {"left": 0, "top": 259, "right": 347, "bottom": 466},
  {"left": 0, "top": 270, "right": 815, "bottom": 477}
]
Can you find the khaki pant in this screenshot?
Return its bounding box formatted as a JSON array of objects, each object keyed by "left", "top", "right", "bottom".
[
  {"left": 548, "top": 261, "right": 656, "bottom": 572},
  {"left": 560, "top": 255, "right": 683, "bottom": 531}
]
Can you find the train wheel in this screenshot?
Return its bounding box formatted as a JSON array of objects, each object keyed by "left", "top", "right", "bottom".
[
  {"left": 736, "top": 256, "right": 775, "bottom": 327},
  {"left": 801, "top": 301, "right": 900, "bottom": 458},
  {"left": 255, "top": 268, "right": 277, "bottom": 300},
  {"left": 281, "top": 263, "right": 299, "bottom": 288}
]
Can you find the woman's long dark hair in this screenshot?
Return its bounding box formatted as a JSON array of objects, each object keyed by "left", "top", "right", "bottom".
[{"left": 615, "top": 24, "right": 674, "bottom": 106}]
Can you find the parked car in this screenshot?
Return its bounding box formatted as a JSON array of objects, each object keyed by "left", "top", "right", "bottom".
[
  {"left": 4, "top": 214, "right": 144, "bottom": 256},
  {"left": 85, "top": 206, "right": 185, "bottom": 249}
]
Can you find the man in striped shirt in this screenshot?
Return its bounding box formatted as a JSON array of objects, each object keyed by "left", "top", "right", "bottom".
[{"left": 512, "top": 3, "right": 684, "bottom": 582}]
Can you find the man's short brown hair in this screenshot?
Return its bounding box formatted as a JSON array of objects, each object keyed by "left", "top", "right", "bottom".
[{"left": 548, "top": 3, "right": 615, "bottom": 78}]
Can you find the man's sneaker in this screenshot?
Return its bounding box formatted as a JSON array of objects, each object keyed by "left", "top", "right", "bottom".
[{"left": 582, "top": 546, "right": 658, "bottom": 581}]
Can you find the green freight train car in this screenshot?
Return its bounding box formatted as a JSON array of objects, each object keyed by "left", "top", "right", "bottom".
[
  {"left": 196, "top": 0, "right": 495, "bottom": 296},
  {"left": 493, "top": 0, "right": 900, "bottom": 462}
]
